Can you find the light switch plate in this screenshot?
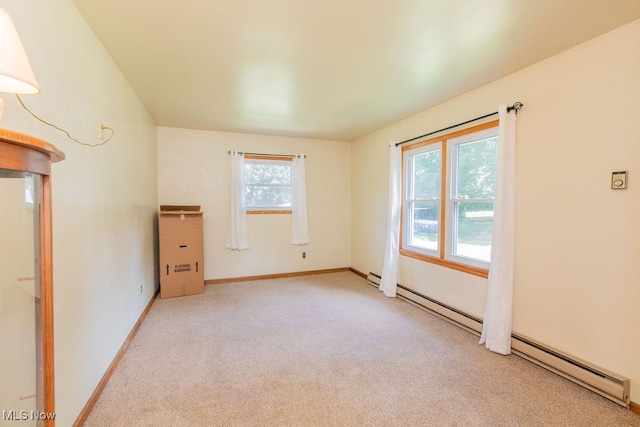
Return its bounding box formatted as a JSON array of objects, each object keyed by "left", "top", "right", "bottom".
[{"left": 611, "top": 171, "right": 627, "bottom": 189}]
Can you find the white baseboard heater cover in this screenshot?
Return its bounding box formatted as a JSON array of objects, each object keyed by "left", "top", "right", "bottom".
[{"left": 366, "top": 273, "right": 631, "bottom": 407}]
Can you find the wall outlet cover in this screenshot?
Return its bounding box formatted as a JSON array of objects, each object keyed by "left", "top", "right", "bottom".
[{"left": 611, "top": 171, "right": 627, "bottom": 189}]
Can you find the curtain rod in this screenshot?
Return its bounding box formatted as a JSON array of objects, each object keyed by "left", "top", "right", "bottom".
[
  {"left": 395, "top": 102, "right": 524, "bottom": 147},
  {"left": 227, "top": 151, "right": 305, "bottom": 158}
]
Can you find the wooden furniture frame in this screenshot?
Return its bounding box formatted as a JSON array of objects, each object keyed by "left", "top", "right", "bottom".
[{"left": 0, "top": 128, "right": 64, "bottom": 426}]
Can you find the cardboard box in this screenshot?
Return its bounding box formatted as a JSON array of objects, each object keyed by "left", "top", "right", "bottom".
[
  {"left": 158, "top": 207, "right": 204, "bottom": 298},
  {"left": 160, "top": 205, "right": 201, "bottom": 212}
]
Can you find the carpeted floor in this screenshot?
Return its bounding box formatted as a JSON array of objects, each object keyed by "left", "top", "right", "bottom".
[{"left": 84, "top": 271, "right": 640, "bottom": 426}]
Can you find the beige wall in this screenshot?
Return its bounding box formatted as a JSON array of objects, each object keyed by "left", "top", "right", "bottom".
[
  {"left": 351, "top": 19, "right": 640, "bottom": 401},
  {"left": 157, "top": 127, "right": 351, "bottom": 279},
  {"left": 0, "top": 0, "right": 158, "bottom": 425},
  {"left": 2, "top": 0, "right": 637, "bottom": 420}
]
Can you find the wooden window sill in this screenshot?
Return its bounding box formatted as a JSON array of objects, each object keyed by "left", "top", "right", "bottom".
[{"left": 399, "top": 248, "right": 489, "bottom": 278}]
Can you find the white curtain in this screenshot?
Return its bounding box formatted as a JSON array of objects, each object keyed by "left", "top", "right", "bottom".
[
  {"left": 479, "top": 104, "right": 517, "bottom": 355},
  {"left": 226, "top": 150, "right": 249, "bottom": 250},
  {"left": 380, "top": 143, "right": 401, "bottom": 297},
  {"left": 291, "top": 154, "right": 311, "bottom": 245}
]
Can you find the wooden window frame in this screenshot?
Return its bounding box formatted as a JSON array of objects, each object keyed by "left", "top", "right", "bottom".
[
  {"left": 399, "top": 120, "right": 498, "bottom": 278},
  {"left": 244, "top": 154, "right": 292, "bottom": 215}
]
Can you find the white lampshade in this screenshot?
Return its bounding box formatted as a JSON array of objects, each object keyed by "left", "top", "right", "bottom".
[{"left": 0, "top": 6, "right": 40, "bottom": 94}]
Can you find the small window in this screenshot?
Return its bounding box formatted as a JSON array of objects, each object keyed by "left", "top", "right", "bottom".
[
  {"left": 401, "top": 121, "right": 498, "bottom": 276},
  {"left": 244, "top": 156, "right": 292, "bottom": 213}
]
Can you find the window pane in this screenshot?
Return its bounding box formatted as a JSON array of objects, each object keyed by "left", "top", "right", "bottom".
[
  {"left": 453, "top": 201, "right": 493, "bottom": 262},
  {"left": 244, "top": 160, "right": 292, "bottom": 208},
  {"left": 412, "top": 149, "right": 441, "bottom": 199},
  {"left": 245, "top": 162, "right": 291, "bottom": 186},
  {"left": 455, "top": 137, "right": 497, "bottom": 199},
  {"left": 245, "top": 185, "right": 291, "bottom": 207},
  {"left": 409, "top": 201, "right": 439, "bottom": 251}
]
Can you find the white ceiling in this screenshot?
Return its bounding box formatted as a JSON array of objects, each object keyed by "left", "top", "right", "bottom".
[{"left": 70, "top": 0, "right": 640, "bottom": 141}]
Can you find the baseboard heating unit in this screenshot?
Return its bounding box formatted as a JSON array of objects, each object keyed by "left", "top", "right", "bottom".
[{"left": 366, "top": 272, "right": 631, "bottom": 407}]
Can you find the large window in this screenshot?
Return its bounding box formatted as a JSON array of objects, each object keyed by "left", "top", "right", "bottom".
[
  {"left": 244, "top": 155, "right": 292, "bottom": 213},
  {"left": 401, "top": 121, "right": 498, "bottom": 276}
]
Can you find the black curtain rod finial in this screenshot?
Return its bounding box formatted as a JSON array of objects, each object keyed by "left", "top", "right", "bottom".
[{"left": 507, "top": 102, "right": 524, "bottom": 114}]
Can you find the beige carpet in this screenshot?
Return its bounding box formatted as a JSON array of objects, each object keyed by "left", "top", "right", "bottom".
[{"left": 84, "top": 272, "right": 640, "bottom": 426}]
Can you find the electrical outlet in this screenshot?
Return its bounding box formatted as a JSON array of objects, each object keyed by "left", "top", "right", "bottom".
[
  {"left": 302, "top": 252, "right": 306, "bottom": 259},
  {"left": 139, "top": 284, "right": 143, "bottom": 293},
  {"left": 98, "top": 122, "right": 109, "bottom": 141}
]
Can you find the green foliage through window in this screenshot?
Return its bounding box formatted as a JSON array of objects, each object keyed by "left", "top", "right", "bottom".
[
  {"left": 244, "top": 160, "right": 292, "bottom": 209},
  {"left": 402, "top": 123, "right": 498, "bottom": 271}
]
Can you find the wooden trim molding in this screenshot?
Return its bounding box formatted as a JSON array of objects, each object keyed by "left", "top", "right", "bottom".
[
  {"left": 245, "top": 154, "right": 292, "bottom": 162},
  {"left": 631, "top": 401, "right": 640, "bottom": 416},
  {"left": 0, "top": 128, "right": 65, "bottom": 162},
  {"left": 0, "top": 139, "right": 51, "bottom": 175},
  {"left": 205, "top": 267, "right": 350, "bottom": 285},
  {"left": 399, "top": 248, "right": 489, "bottom": 278},
  {"left": 348, "top": 267, "right": 368, "bottom": 279},
  {"left": 73, "top": 289, "right": 159, "bottom": 427},
  {"left": 41, "top": 174, "right": 55, "bottom": 425},
  {"left": 400, "top": 120, "right": 499, "bottom": 152}
]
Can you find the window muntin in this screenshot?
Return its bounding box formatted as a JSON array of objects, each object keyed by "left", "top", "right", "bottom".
[
  {"left": 401, "top": 122, "right": 498, "bottom": 275},
  {"left": 244, "top": 158, "right": 292, "bottom": 211}
]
